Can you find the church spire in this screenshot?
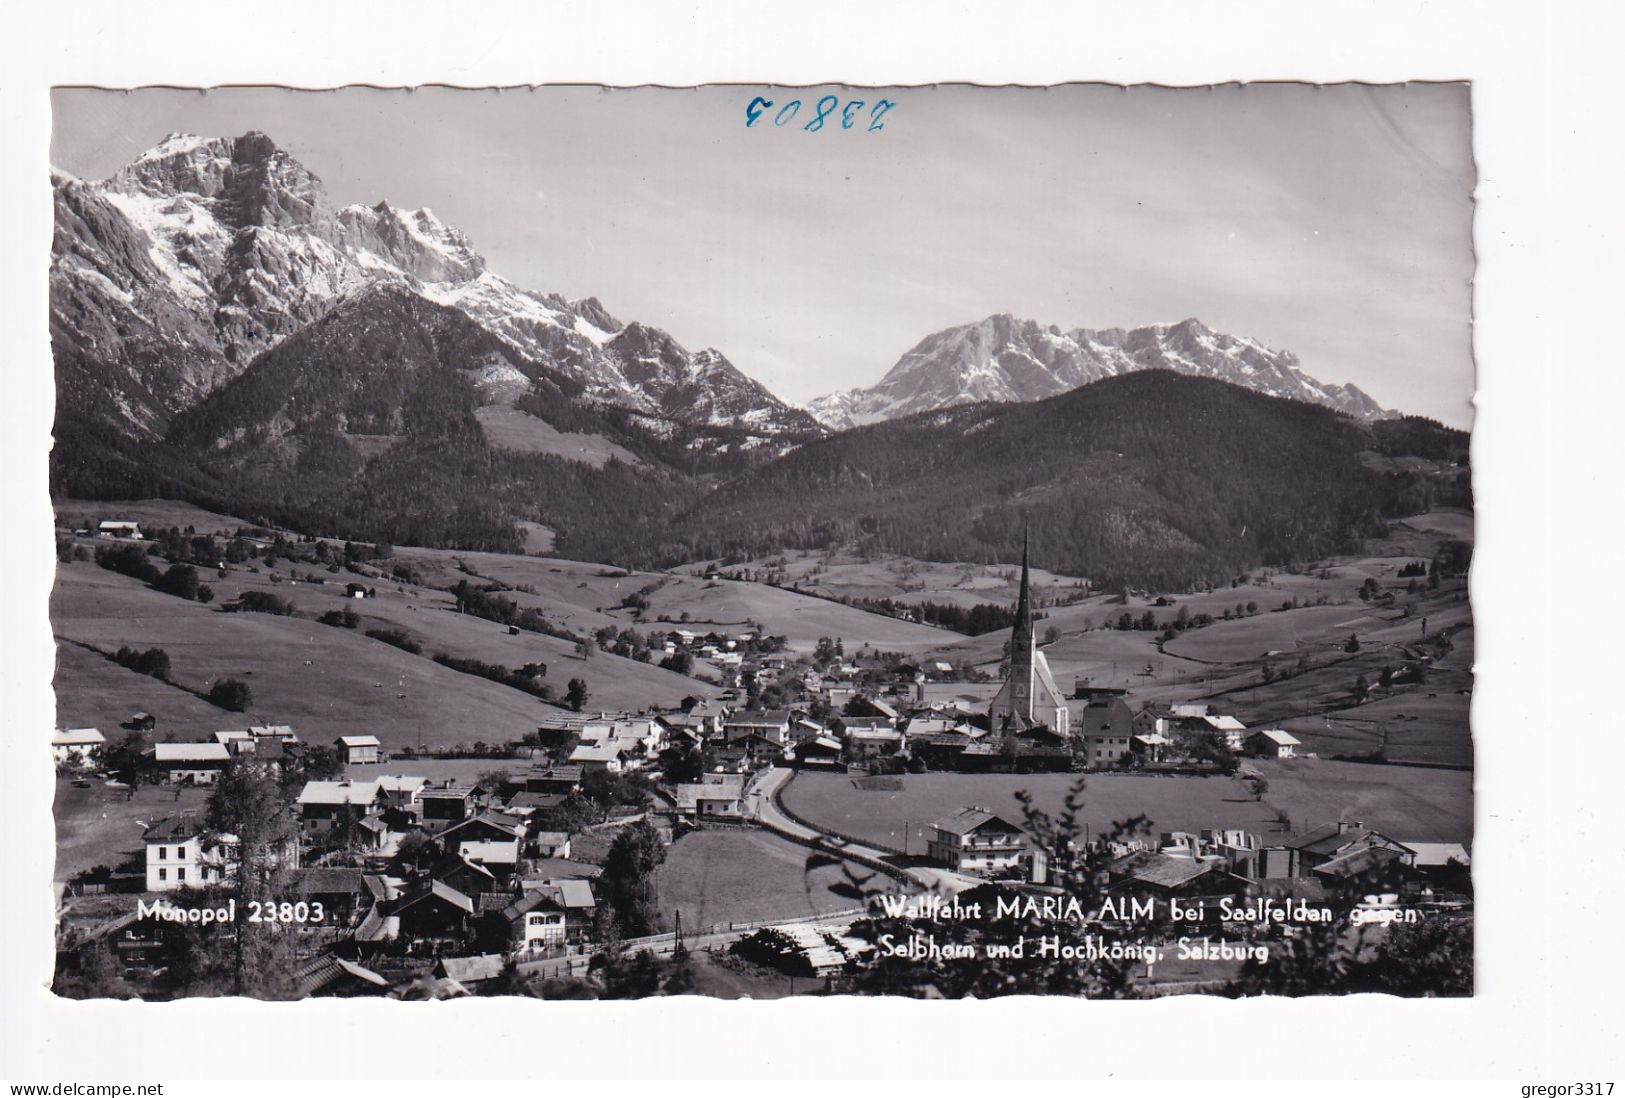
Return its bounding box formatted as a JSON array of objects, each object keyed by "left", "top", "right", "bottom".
[
  {"left": 1012, "top": 524, "right": 1034, "bottom": 655},
  {"left": 1016, "top": 525, "right": 1032, "bottom": 627}
]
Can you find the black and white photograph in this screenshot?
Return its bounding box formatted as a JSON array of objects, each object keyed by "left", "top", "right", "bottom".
[
  {"left": 43, "top": 83, "right": 1476, "bottom": 1002},
  {"left": 3, "top": 1, "right": 1623, "bottom": 1086}
]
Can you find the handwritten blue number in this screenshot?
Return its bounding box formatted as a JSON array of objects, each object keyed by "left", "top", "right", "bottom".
[
  {"left": 774, "top": 100, "right": 802, "bottom": 127},
  {"left": 840, "top": 100, "right": 866, "bottom": 130},
  {"left": 868, "top": 99, "right": 896, "bottom": 132},
  {"left": 804, "top": 95, "right": 839, "bottom": 133},
  {"left": 746, "top": 97, "right": 773, "bottom": 128}
]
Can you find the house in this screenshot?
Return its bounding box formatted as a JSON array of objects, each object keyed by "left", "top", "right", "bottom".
[
  {"left": 792, "top": 735, "right": 845, "bottom": 769},
  {"left": 456, "top": 840, "right": 520, "bottom": 876},
  {"left": 672, "top": 773, "right": 747, "bottom": 818},
  {"left": 294, "top": 955, "right": 389, "bottom": 998},
  {"left": 1131, "top": 732, "right": 1173, "bottom": 763},
  {"left": 843, "top": 727, "right": 903, "bottom": 761},
  {"left": 127, "top": 712, "right": 156, "bottom": 732},
  {"left": 724, "top": 732, "right": 785, "bottom": 769},
  {"left": 375, "top": 774, "right": 428, "bottom": 812},
  {"left": 335, "top": 735, "right": 381, "bottom": 765},
  {"left": 296, "top": 779, "right": 382, "bottom": 836},
  {"left": 144, "top": 815, "right": 237, "bottom": 892},
  {"left": 1076, "top": 697, "right": 1137, "bottom": 768},
  {"left": 419, "top": 784, "right": 478, "bottom": 826},
  {"left": 96, "top": 520, "right": 143, "bottom": 540},
  {"left": 434, "top": 953, "right": 507, "bottom": 988},
  {"left": 499, "top": 878, "right": 597, "bottom": 953},
  {"left": 500, "top": 890, "right": 570, "bottom": 953},
  {"left": 391, "top": 880, "right": 476, "bottom": 951},
  {"left": 213, "top": 729, "right": 255, "bottom": 756},
  {"left": 524, "top": 765, "right": 583, "bottom": 795},
  {"left": 1202, "top": 714, "right": 1249, "bottom": 750},
  {"left": 438, "top": 811, "right": 526, "bottom": 848},
  {"left": 248, "top": 724, "right": 299, "bottom": 744},
  {"left": 345, "top": 583, "right": 370, "bottom": 599},
  {"left": 1245, "top": 729, "right": 1301, "bottom": 758},
  {"left": 1108, "top": 852, "right": 1230, "bottom": 897},
  {"left": 292, "top": 867, "right": 373, "bottom": 927},
  {"left": 52, "top": 727, "right": 105, "bottom": 764},
  {"left": 723, "top": 710, "right": 793, "bottom": 746},
  {"left": 153, "top": 742, "right": 231, "bottom": 785},
  {"left": 926, "top": 807, "right": 1027, "bottom": 875},
  {"left": 532, "top": 831, "right": 572, "bottom": 858},
  {"left": 568, "top": 742, "right": 626, "bottom": 774},
  {"left": 910, "top": 731, "right": 973, "bottom": 771},
  {"left": 428, "top": 853, "right": 502, "bottom": 899},
  {"left": 1258, "top": 822, "right": 1415, "bottom": 881},
  {"left": 505, "top": 791, "right": 567, "bottom": 818}
]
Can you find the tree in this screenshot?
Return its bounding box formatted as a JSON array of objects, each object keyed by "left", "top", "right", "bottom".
[
  {"left": 565, "top": 677, "right": 590, "bottom": 712},
  {"left": 205, "top": 758, "right": 303, "bottom": 998},
  {"left": 155, "top": 563, "right": 201, "bottom": 600},
  {"left": 1344, "top": 633, "right": 1361, "bottom": 653},
  {"left": 599, "top": 820, "right": 667, "bottom": 937},
  {"left": 1042, "top": 625, "right": 1062, "bottom": 646},
  {"left": 1352, "top": 674, "right": 1371, "bottom": 702},
  {"left": 207, "top": 678, "right": 253, "bottom": 712},
  {"left": 1246, "top": 776, "right": 1270, "bottom": 802},
  {"left": 103, "top": 730, "right": 152, "bottom": 785}
]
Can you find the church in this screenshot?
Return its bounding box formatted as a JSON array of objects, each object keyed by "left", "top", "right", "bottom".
[{"left": 988, "top": 533, "right": 1070, "bottom": 737}]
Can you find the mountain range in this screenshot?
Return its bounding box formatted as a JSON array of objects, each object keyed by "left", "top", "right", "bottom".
[
  {"left": 50, "top": 130, "right": 1461, "bottom": 587},
  {"left": 807, "top": 313, "right": 1392, "bottom": 429},
  {"left": 51, "top": 131, "right": 817, "bottom": 442}
]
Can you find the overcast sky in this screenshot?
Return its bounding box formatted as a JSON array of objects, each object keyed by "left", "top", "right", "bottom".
[{"left": 51, "top": 84, "right": 1475, "bottom": 426}]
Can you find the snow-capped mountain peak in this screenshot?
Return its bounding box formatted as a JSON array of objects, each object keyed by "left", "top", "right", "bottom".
[
  {"left": 52, "top": 130, "right": 814, "bottom": 439},
  {"left": 807, "top": 313, "right": 1391, "bottom": 428}
]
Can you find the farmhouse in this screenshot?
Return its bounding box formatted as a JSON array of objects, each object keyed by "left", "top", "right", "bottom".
[
  {"left": 1245, "top": 729, "right": 1301, "bottom": 758},
  {"left": 143, "top": 815, "right": 237, "bottom": 892},
  {"left": 926, "top": 807, "right": 1027, "bottom": 876},
  {"left": 153, "top": 742, "right": 231, "bottom": 785},
  {"left": 52, "top": 727, "right": 105, "bottom": 764},
  {"left": 96, "top": 520, "right": 143, "bottom": 540},
  {"left": 335, "top": 734, "right": 382, "bottom": 765}
]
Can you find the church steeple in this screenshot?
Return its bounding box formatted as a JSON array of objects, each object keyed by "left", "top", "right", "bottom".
[{"left": 1012, "top": 525, "right": 1034, "bottom": 654}]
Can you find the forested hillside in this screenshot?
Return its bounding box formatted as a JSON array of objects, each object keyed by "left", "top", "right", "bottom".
[{"left": 643, "top": 372, "right": 1470, "bottom": 589}]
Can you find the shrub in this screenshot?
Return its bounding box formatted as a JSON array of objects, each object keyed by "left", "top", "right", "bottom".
[
  {"left": 154, "top": 564, "right": 201, "bottom": 601},
  {"left": 230, "top": 591, "right": 297, "bottom": 616},
  {"left": 366, "top": 627, "right": 422, "bottom": 655},
  {"left": 319, "top": 607, "right": 361, "bottom": 629},
  {"left": 113, "top": 646, "right": 170, "bottom": 680},
  {"left": 207, "top": 678, "right": 253, "bottom": 712}
]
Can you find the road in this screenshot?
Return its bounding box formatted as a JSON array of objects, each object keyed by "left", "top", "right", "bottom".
[{"left": 745, "top": 767, "right": 983, "bottom": 895}]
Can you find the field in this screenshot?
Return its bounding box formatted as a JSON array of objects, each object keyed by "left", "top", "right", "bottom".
[
  {"left": 474, "top": 405, "right": 643, "bottom": 467},
  {"left": 655, "top": 828, "right": 872, "bottom": 930},
  {"left": 780, "top": 763, "right": 1472, "bottom": 851},
  {"left": 53, "top": 776, "right": 213, "bottom": 882}
]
